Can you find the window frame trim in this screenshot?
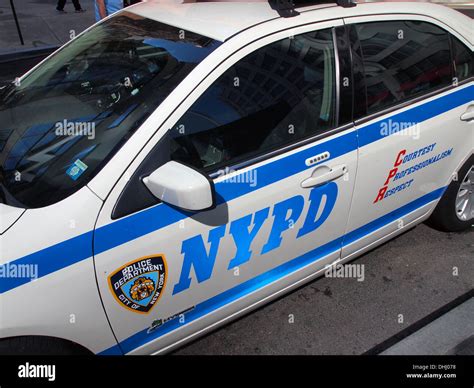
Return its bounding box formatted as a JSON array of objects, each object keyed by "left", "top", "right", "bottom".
[{"left": 449, "top": 32, "right": 474, "bottom": 83}]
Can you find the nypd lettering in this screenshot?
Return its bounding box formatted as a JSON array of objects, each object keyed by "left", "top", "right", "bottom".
[
  {"left": 109, "top": 256, "right": 167, "bottom": 313},
  {"left": 173, "top": 183, "right": 338, "bottom": 294}
]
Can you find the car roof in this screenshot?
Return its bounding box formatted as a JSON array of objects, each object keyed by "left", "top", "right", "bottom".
[{"left": 128, "top": 1, "right": 473, "bottom": 44}]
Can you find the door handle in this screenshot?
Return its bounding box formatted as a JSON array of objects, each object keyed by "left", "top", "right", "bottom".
[
  {"left": 301, "top": 164, "right": 347, "bottom": 188},
  {"left": 460, "top": 105, "right": 474, "bottom": 122}
]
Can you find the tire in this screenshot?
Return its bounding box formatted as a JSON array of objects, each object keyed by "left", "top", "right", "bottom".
[
  {"left": 0, "top": 336, "right": 92, "bottom": 355},
  {"left": 427, "top": 155, "right": 474, "bottom": 232}
]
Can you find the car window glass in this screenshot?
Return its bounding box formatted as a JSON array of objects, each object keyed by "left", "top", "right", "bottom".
[
  {"left": 355, "top": 21, "right": 452, "bottom": 114},
  {"left": 168, "top": 28, "right": 336, "bottom": 172}
]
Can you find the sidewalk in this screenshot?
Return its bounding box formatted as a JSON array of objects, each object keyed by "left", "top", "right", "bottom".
[
  {"left": 381, "top": 297, "right": 474, "bottom": 355},
  {"left": 0, "top": 0, "right": 95, "bottom": 55}
]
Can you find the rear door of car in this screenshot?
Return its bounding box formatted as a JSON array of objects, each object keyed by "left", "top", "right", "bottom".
[
  {"left": 341, "top": 14, "right": 474, "bottom": 259},
  {"left": 93, "top": 19, "right": 360, "bottom": 355}
]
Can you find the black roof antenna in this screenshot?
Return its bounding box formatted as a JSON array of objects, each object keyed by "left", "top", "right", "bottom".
[{"left": 269, "top": 0, "right": 356, "bottom": 18}]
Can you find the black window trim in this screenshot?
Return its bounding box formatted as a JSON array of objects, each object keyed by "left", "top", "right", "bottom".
[{"left": 334, "top": 24, "right": 355, "bottom": 126}]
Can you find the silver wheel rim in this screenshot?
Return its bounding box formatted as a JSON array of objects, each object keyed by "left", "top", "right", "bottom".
[{"left": 455, "top": 165, "right": 474, "bottom": 221}]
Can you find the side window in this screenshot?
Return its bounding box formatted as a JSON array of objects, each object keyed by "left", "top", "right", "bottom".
[
  {"left": 451, "top": 35, "right": 474, "bottom": 82},
  {"left": 169, "top": 28, "right": 336, "bottom": 171},
  {"left": 355, "top": 20, "right": 453, "bottom": 114}
]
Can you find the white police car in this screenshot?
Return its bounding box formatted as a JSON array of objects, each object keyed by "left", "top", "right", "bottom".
[{"left": 0, "top": 0, "right": 472, "bottom": 355}]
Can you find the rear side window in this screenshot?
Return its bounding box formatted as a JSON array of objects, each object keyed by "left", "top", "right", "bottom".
[
  {"left": 451, "top": 35, "right": 474, "bottom": 82},
  {"left": 169, "top": 28, "right": 336, "bottom": 172},
  {"left": 355, "top": 21, "right": 453, "bottom": 114}
]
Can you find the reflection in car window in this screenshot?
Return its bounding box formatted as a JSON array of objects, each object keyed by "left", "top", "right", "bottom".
[
  {"left": 355, "top": 21, "right": 453, "bottom": 114},
  {"left": 451, "top": 35, "right": 474, "bottom": 82},
  {"left": 0, "top": 11, "right": 220, "bottom": 208},
  {"left": 169, "top": 28, "right": 336, "bottom": 171}
]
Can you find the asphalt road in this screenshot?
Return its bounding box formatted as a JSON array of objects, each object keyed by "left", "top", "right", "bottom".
[{"left": 175, "top": 223, "right": 473, "bottom": 355}]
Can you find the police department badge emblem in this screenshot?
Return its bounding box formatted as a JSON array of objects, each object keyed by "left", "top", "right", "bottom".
[{"left": 108, "top": 255, "right": 167, "bottom": 314}]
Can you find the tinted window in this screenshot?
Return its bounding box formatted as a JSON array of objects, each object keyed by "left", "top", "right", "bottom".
[
  {"left": 355, "top": 21, "right": 453, "bottom": 114},
  {"left": 0, "top": 12, "right": 219, "bottom": 208},
  {"left": 451, "top": 35, "right": 474, "bottom": 81},
  {"left": 169, "top": 28, "right": 336, "bottom": 171}
]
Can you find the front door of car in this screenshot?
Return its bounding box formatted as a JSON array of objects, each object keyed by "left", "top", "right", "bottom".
[
  {"left": 93, "top": 21, "right": 359, "bottom": 355},
  {"left": 340, "top": 16, "right": 474, "bottom": 259}
]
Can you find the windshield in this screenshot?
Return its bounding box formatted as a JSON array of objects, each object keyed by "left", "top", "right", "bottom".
[{"left": 0, "top": 11, "right": 220, "bottom": 208}]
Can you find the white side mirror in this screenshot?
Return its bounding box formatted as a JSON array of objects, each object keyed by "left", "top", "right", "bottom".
[{"left": 143, "top": 161, "right": 215, "bottom": 211}]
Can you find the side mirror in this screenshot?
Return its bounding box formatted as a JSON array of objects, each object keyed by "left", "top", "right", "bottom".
[{"left": 142, "top": 161, "right": 215, "bottom": 211}]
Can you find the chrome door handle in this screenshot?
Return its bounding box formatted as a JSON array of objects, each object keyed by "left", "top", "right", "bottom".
[
  {"left": 301, "top": 164, "right": 347, "bottom": 188},
  {"left": 460, "top": 105, "right": 474, "bottom": 122}
]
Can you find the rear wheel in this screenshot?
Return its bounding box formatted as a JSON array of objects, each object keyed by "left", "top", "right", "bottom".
[{"left": 427, "top": 156, "right": 474, "bottom": 232}]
